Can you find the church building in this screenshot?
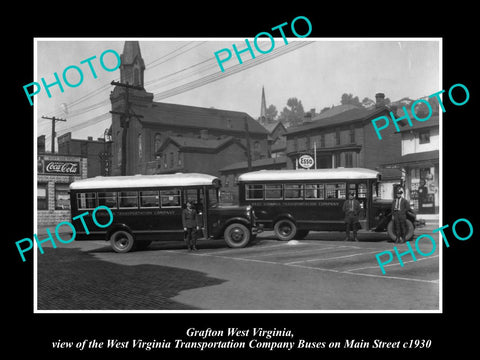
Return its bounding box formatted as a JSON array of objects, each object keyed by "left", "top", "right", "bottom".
[{"left": 109, "top": 41, "right": 269, "bottom": 177}]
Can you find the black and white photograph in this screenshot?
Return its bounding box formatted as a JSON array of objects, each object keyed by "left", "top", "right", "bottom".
[
  {"left": 7, "top": 7, "right": 478, "bottom": 356},
  {"left": 33, "top": 37, "right": 442, "bottom": 312}
]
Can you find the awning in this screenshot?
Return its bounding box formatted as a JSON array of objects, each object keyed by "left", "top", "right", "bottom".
[{"left": 383, "top": 150, "right": 439, "bottom": 167}]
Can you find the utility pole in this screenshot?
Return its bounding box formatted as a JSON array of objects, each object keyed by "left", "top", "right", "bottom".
[
  {"left": 41, "top": 116, "right": 66, "bottom": 153},
  {"left": 244, "top": 116, "right": 252, "bottom": 171},
  {"left": 110, "top": 81, "right": 144, "bottom": 175}
]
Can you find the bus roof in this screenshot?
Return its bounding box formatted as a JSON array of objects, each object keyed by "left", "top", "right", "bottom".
[
  {"left": 69, "top": 173, "right": 220, "bottom": 190},
  {"left": 237, "top": 168, "right": 380, "bottom": 182}
]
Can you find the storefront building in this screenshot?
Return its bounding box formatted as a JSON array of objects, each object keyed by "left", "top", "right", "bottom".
[
  {"left": 37, "top": 148, "right": 87, "bottom": 226},
  {"left": 383, "top": 113, "right": 439, "bottom": 215}
]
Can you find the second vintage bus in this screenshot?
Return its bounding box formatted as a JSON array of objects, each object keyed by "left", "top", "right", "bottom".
[{"left": 237, "top": 167, "right": 415, "bottom": 241}]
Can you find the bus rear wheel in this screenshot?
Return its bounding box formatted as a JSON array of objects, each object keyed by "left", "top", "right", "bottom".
[
  {"left": 387, "top": 219, "right": 414, "bottom": 242},
  {"left": 224, "top": 223, "right": 251, "bottom": 248},
  {"left": 274, "top": 219, "right": 297, "bottom": 241},
  {"left": 110, "top": 230, "right": 135, "bottom": 253}
]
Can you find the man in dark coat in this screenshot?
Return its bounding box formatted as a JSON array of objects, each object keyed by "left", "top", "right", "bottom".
[
  {"left": 391, "top": 188, "right": 411, "bottom": 243},
  {"left": 182, "top": 201, "right": 201, "bottom": 251},
  {"left": 342, "top": 191, "right": 361, "bottom": 241}
]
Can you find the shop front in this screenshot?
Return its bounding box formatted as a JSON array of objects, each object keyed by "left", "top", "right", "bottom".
[
  {"left": 37, "top": 154, "right": 87, "bottom": 226},
  {"left": 384, "top": 150, "right": 439, "bottom": 215}
]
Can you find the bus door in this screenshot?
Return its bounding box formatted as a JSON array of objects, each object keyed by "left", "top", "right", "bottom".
[
  {"left": 184, "top": 188, "right": 208, "bottom": 239},
  {"left": 347, "top": 182, "right": 368, "bottom": 230}
]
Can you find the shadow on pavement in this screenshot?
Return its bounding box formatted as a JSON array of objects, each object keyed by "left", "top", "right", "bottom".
[{"left": 37, "top": 247, "right": 226, "bottom": 310}]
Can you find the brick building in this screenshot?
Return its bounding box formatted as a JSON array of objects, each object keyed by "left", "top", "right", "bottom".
[
  {"left": 285, "top": 94, "right": 403, "bottom": 191},
  {"left": 57, "top": 132, "right": 112, "bottom": 177},
  {"left": 110, "top": 41, "right": 269, "bottom": 178},
  {"left": 37, "top": 136, "right": 87, "bottom": 226}
]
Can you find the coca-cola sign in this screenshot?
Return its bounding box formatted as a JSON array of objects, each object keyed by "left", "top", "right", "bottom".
[{"left": 43, "top": 160, "right": 80, "bottom": 175}]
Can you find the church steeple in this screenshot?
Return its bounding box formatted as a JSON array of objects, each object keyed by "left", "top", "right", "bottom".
[
  {"left": 259, "top": 86, "right": 267, "bottom": 124},
  {"left": 120, "top": 41, "right": 145, "bottom": 88}
]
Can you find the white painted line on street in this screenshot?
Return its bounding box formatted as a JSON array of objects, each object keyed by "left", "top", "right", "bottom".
[
  {"left": 285, "top": 250, "right": 380, "bottom": 265},
  {"left": 239, "top": 245, "right": 345, "bottom": 259},
  {"left": 173, "top": 249, "right": 439, "bottom": 284},
  {"left": 347, "top": 255, "right": 440, "bottom": 272}
]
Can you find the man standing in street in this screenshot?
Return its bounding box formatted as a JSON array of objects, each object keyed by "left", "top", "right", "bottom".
[
  {"left": 391, "top": 188, "right": 411, "bottom": 243},
  {"left": 182, "top": 201, "right": 200, "bottom": 251},
  {"left": 342, "top": 191, "right": 361, "bottom": 241}
]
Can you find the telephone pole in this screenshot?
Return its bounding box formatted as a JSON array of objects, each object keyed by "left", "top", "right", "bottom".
[
  {"left": 41, "top": 116, "right": 66, "bottom": 153},
  {"left": 110, "top": 81, "right": 144, "bottom": 175}
]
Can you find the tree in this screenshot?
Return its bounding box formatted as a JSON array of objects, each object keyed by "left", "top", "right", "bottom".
[
  {"left": 278, "top": 97, "right": 305, "bottom": 127},
  {"left": 265, "top": 104, "right": 278, "bottom": 122},
  {"left": 340, "top": 93, "right": 362, "bottom": 107}
]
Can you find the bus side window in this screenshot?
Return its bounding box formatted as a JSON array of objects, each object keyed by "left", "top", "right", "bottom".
[
  {"left": 160, "top": 189, "right": 181, "bottom": 208},
  {"left": 77, "top": 192, "right": 97, "bottom": 209},
  {"left": 246, "top": 184, "right": 264, "bottom": 200},
  {"left": 98, "top": 191, "right": 118, "bottom": 208},
  {"left": 325, "top": 183, "right": 346, "bottom": 199}
]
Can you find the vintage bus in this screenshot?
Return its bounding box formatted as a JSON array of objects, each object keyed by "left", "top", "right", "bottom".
[
  {"left": 69, "top": 173, "right": 259, "bottom": 252},
  {"left": 237, "top": 168, "right": 415, "bottom": 241}
]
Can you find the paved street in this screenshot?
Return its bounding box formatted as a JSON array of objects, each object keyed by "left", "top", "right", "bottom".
[{"left": 37, "top": 223, "right": 440, "bottom": 311}]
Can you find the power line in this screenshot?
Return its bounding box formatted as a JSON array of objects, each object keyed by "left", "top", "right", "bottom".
[
  {"left": 153, "top": 41, "right": 313, "bottom": 100},
  {"left": 40, "top": 41, "right": 314, "bottom": 138}
]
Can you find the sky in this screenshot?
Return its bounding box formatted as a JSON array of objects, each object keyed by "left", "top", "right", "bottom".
[{"left": 34, "top": 38, "right": 440, "bottom": 151}]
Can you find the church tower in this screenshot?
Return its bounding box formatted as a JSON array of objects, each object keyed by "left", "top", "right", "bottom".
[
  {"left": 110, "top": 41, "right": 152, "bottom": 176},
  {"left": 119, "top": 41, "right": 145, "bottom": 88}
]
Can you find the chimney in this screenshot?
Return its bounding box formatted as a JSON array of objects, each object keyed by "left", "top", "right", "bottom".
[
  {"left": 200, "top": 129, "right": 209, "bottom": 140},
  {"left": 38, "top": 135, "right": 46, "bottom": 153},
  {"left": 375, "top": 93, "right": 385, "bottom": 108}
]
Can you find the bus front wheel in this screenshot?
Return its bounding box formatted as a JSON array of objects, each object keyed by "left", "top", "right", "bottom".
[
  {"left": 387, "top": 219, "right": 414, "bottom": 242},
  {"left": 274, "top": 219, "right": 297, "bottom": 241},
  {"left": 110, "top": 230, "right": 135, "bottom": 253},
  {"left": 224, "top": 223, "right": 251, "bottom": 248}
]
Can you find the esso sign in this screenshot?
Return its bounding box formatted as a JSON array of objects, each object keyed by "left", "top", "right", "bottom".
[{"left": 298, "top": 155, "right": 314, "bottom": 169}]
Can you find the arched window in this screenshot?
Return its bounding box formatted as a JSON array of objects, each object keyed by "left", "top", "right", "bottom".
[
  {"left": 134, "top": 68, "right": 140, "bottom": 86},
  {"left": 138, "top": 133, "right": 143, "bottom": 160},
  {"left": 116, "top": 131, "right": 121, "bottom": 165},
  {"left": 154, "top": 133, "right": 162, "bottom": 154}
]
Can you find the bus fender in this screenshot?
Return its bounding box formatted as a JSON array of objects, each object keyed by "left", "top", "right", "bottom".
[
  {"left": 105, "top": 223, "right": 134, "bottom": 241},
  {"left": 223, "top": 217, "right": 250, "bottom": 229},
  {"left": 273, "top": 213, "right": 296, "bottom": 225}
]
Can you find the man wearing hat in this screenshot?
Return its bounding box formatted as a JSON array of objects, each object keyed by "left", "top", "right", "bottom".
[
  {"left": 342, "top": 191, "right": 361, "bottom": 241},
  {"left": 391, "top": 188, "right": 411, "bottom": 243}
]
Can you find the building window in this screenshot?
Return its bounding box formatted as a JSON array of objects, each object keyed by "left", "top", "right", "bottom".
[
  {"left": 294, "top": 137, "right": 298, "bottom": 151},
  {"left": 335, "top": 129, "right": 341, "bottom": 146},
  {"left": 320, "top": 134, "right": 325, "bottom": 148},
  {"left": 419, "top": 130, "right": 430, "bottom": 144},
  {"left": 154, "top": 133, "right": 162, "bottom": 153},
  {"left": 345, "top": 152, "right": 354, "bottom": 168},
  {"left": 116, "top": 131, "right": 122, "bottom": 166},
  {"left": 170, "top": 152, "right": 174, "bottom": 168},
  {"left": 38, "top": 182, "right": 48, "bottom": 210},
  {"left": 305, "top": 136, "right": 311, "bottom": 150},
  {"left": 334, "top": 153, "right": 341, "bottom": 168},
  {"left": 55, "top": 183, "right": 70, "bottom": 210},
  {"left": 138, "top": 133, "right": 143, "bottom": 160},
  {"left": 349, "top": 127, "right": 355, "bottom": 144},
  {"left": 178, "top": 152, "right": 182, "bottom": 166}
]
